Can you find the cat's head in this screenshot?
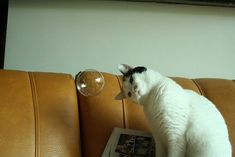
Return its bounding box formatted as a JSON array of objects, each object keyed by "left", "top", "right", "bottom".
[{"left": 115, "top": 64, "right": 151, "bottom": 104}]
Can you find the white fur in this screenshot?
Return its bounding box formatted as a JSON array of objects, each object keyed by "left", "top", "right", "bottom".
[{"left": 117, "top": 64, "right": 232, "bottom": 157}]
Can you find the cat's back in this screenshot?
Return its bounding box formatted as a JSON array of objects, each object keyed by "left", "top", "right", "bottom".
[
  {"left": 185, "top": 89, "right": 226, "bottom": 128},
  {"left": 185, "top": 89, "right": 231, "bottom": 157}
]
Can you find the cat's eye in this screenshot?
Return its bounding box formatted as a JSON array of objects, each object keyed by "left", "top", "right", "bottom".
[{"left": 128, "top": 92, "right": 132, "bottom": 97}]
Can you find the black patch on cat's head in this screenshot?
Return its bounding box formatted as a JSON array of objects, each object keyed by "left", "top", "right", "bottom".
[
  {"left": 123, "top": 66, "right": 147, "bottom": 78},
  {"left": 129, "top": 75, "right": 133, "bottom": 84}
]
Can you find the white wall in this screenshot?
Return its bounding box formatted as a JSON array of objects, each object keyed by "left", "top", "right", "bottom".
[{"left": 5, "top": 0, "right": 235, "bottom": 79}]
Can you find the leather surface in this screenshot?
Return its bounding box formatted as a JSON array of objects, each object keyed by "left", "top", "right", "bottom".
[
  {"left": 0, "top": 70, "right": 35, "bottom": 157},
  {"left": 1, "top": 70, "right": 234, "bottom": 157},
  {"left": 78, "top": 73, "right": 125, "bottom": 157},
  {"left": 79, "top": 73, "right": 235, "bottom": 157},
  {"left": 0, "top": 70, "right": 81, "bottom": 157}
]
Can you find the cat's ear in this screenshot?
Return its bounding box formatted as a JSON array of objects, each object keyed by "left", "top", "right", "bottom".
[
  {"left": 115, "top": 90, "right": 126, "bottom": 100},
  {"left": 118, "top": 64, "right": 133, "bottom": 75}
]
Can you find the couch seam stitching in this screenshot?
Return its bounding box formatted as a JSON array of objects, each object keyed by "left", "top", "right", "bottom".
[
  {"left": 116, "top": 75, "right": 126, "bottom": 128},
  {"left": 192, "top": 79, "right": 205, "bottom": 96},
  {"left": 29, "top": 72, "right": 40, "bottom": 157}
]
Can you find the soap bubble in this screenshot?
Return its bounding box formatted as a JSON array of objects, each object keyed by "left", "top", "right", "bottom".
[{"left": 76, "top": 69, "right": 105, "bottom": 96}]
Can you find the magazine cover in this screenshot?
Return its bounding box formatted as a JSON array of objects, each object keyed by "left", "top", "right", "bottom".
[{"left": 102, "top": 128, "right": 155, "bottom": 157}]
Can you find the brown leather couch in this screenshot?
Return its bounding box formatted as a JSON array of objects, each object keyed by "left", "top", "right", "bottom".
[{"left": 0, "top": 70, "right": 234, "bottom": 157}]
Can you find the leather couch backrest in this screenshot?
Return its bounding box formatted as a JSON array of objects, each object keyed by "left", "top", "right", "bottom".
[
  {"left": 79, "top": 73, "right": 235, "bottom": 157},
  {"left": 1, "top": 70, "right": 234, "bottom": 157},
  {"left": 0, "top": 70, "right": 81, "bottom": 157}
]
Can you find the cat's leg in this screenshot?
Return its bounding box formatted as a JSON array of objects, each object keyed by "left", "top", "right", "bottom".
[
  {"left": 168, "top": 137, "right": 186, "bottom": 157},
  {"left": 155, "top": 139, "right": 165, "bottom": 157}
]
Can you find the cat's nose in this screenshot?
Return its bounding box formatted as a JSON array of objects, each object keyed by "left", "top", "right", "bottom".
[{"left": 132, "top": 85, "right": 138, "bottom": 92}]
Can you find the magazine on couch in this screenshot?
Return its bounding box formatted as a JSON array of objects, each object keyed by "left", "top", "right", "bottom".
[{"left": 102, "top": 128, "right": 155, "bottom": 157}]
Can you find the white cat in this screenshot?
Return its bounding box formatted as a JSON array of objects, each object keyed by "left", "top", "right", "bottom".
[{"left": 116, "top": 64, "right": 232, "bottom": 157}]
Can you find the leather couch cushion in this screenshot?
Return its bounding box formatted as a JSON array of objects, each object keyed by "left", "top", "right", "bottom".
[{"left": 0, "top": 70, "right": 81, "bottom": 157}]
